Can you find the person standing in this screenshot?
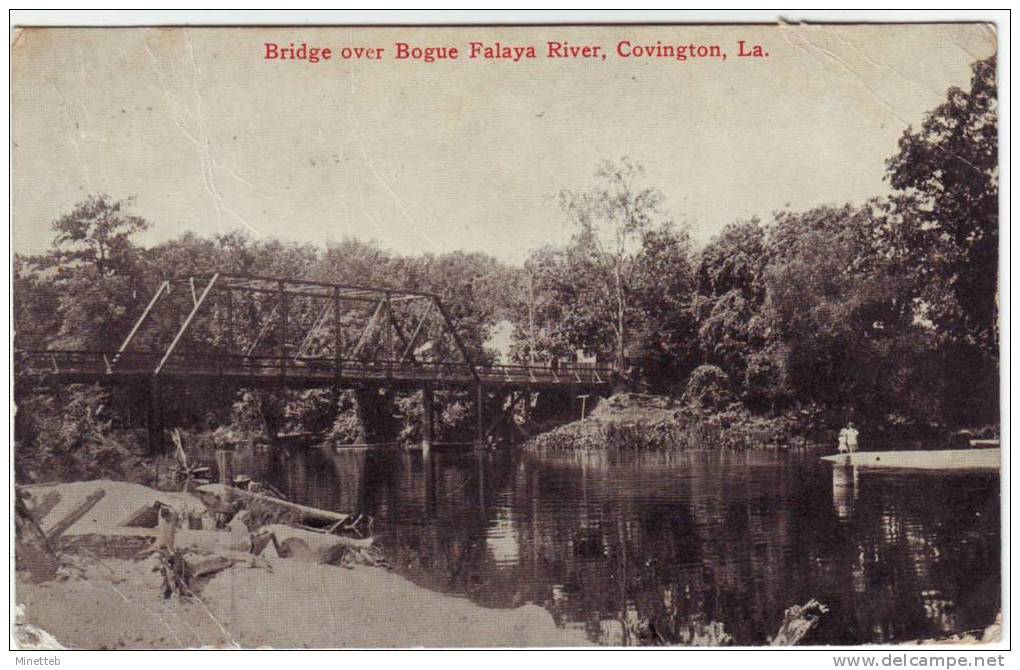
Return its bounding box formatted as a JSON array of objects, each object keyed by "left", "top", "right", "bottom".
[
  {"left": 845, "top": 422, "right": 860, "bottom": 453},
  {"left": 837, "top": 427, "right": 849, "bottom": 454}
]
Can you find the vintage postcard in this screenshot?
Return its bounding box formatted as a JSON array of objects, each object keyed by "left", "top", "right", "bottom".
[{"left": 10, "top": 16, "right": 1004, "bottom": 652}]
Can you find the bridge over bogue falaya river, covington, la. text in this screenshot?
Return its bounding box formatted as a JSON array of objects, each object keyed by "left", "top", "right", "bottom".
[{"left": 15, "top": 273, "right": 614, "bottom": 452}]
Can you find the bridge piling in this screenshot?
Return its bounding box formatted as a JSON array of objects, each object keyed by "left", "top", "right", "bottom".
[
  {"left": 475, "top": 383, "right": 485, "bottom": 448},
  {"left": 146, "top": 378, "right": 164, "bottom": 455},
  {"left": 422, "top": 387, "right": 434, "bottom": 456}
]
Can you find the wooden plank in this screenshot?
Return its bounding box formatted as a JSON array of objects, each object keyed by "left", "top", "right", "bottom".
[
  {"left": 24, "top": 490, "right": 62, "bottom": 521},
  {"left": 194, "top": 483, "right": 350, "bottom": 525},
  {"left": 45, "top": 489, "right": 106, "bottom": 539}
]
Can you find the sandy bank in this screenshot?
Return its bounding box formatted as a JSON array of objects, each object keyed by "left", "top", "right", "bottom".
[
  {"left": 17, "top": 553, "right": 591, "bottom": 648},
  {"left": 15, "top": 481, "right": 592, "bottom": 649}
]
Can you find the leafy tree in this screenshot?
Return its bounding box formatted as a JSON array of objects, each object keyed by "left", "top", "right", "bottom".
[
  {"left": 508, "top": 248, "right": 583, "bottom": 363},
  {"left": 13, "top": 257, "right": 61, "bottom": 350},
  {"left": 38, "top": 194, "right": 150, "bottom": 278},
  {"left": 557, "top": 157, "right": 669, "bottom": 372},
  {"left": 696, "top": 218, "right": 767, "bottom": 303},
  {"left": 693, "top": 220, "right": 769, "bottom": 399},
  {"left": 762, "top": 204, "right": 941, "bottom": 430},
  {"left": 511, "top": 159, "right": 698, "bottom": 390},
  {"left": 683, "top": 364, "right": 733, "bottom": 410},
  {"left": 885, "top": 55, "right": 998, "bottom": 355},
  {"left": 628, "top": 223, "right": 699, "bottom": 390},
  {"left": 24, "top": 195, "right": 150, "bottom": 349}
]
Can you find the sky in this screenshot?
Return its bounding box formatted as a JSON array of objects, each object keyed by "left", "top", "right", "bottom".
[{"left": 11, "top": 24, "right": 996, "bottom": 265}]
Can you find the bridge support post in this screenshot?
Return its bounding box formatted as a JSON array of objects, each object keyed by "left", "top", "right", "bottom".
[
  {"left": 421, "top": 387, "right": 434, "bottom": 456},
  {"left": 475, "top": 383, "right": 485, "bottom": 448},
  {"left": 146, "top": 378, "right": 164, "bottom": 455},
  {"left": 216, "top": 449, "right": 235, "bottom": 486}
]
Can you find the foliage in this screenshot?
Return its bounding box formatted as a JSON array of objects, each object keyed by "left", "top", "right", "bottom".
[
  {"left": 12, "top": 56, "right": 1000, "bottom": 464},
  {"left": 555, "top": 157, "right": 670, "bottom": 371},
  {"left": 692, "top": 220, "right": 769, "bottom": 399},
  {"left": 23, "top": 195, "right": 149, "bottom": 349},
  {"left": 527, "top": 393, "right": 816, "bottom": 453},
  {"left": 682, "top": 365, "right": 732, "bottom": 410},
  {"left": 763, "top": 204, "right": 922, "bottom": 422},
  {"left": 15, "top": 384, "right": 135, "bottom": 482},
  {"left": 513, "top": 158, "right": 698, "bottom": 391},
  {"left": 885, "top": 55, "right": 998, "bottom": 356}
]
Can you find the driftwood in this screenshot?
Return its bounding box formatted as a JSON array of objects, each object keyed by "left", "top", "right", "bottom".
[
  {"left": 155, "top": 549, "right": 191, "bottom": 599},
  {"left": 186, "top": 554, "right": 237, "bottom": 578},
  {"left": 259, "top": 525, "right": 383, "bottom": 567},
  {"left": 195, "top": 483, "right": 350, "bottom": 526},
  {"left": 153, "top": 503, "right": 179, "bottom": 551},
  {"left": 45, "top": 488, "right": 106, "bottom": 540},
  {"left": 770, "top": 599, "right": 829, "bottom": 646},
  {"left": 171, "top": 429, "right": 211, "bottom": 488}
]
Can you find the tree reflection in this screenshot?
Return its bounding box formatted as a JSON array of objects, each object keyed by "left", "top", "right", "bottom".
[{"left": 240, "top": 446, "right": 1000, "bottom": 646}]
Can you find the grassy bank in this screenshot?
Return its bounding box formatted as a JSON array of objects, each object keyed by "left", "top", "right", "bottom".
[{"left": 527, "top": 393, "right": 817, "bottom": 452}]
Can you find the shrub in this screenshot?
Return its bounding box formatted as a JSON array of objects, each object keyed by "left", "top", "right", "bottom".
[{"left": 683, "top": 365, "right": 732, "bottom": 410}]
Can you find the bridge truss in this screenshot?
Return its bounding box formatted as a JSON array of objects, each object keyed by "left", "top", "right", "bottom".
[{"left": 16, "top": 274, "right": 613, "bottom": 450}]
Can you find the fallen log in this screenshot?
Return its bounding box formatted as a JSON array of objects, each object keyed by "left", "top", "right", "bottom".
[
  {"left": 258, "top": 525, "right": 380, "bottom": 566},
  {"left": 263, "top": 524, "right": 374, "bottom": 552},
  {"left": 195, "top": 483, "right": 350, "bottom": 526},
  {"left": 45, "top": 488, "right": 106, "bottom": 540}
]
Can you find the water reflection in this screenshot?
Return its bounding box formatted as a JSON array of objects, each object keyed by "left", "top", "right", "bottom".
[
  {"left": 234, "top": 446, "right": 999, "bottom": 646},
  {"left": 832, "top": 466, "right": 859, "bottom": 521}
]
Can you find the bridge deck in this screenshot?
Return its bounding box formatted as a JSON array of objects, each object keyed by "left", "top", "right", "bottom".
[{"left": 16, "top": 350, "right": 613, "bottom": 391}]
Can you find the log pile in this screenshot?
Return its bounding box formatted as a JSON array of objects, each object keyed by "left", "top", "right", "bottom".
[{"left": 18, "top": 478, "right": 380, "bottom": 601}]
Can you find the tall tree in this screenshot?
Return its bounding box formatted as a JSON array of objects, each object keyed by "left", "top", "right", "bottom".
[
  {"left": 763, "top": 204, "right": 939, "bottom": 429},
  {"left": 693, "top": 219, "right": 769, "bottom": 398},
  {"left": 885, "top": 55, "right": 998, "bottom": 356},
  {"left": 557, "top": 157, "right": 669, "bottom": 372},
  {"left": 29, "top": 195, "right": 150, "bottom": 348},
  {"left": 37, "top": 194, "right": 150, "bottom": 278}
]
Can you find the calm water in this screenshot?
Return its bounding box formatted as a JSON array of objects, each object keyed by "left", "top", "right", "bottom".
[{"left": 231, "top": 446, "right": 1000, "bottom": 645}]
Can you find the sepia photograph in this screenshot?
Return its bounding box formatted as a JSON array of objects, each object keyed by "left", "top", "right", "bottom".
[{"left": 9, "top": 12, "right": 1006, "bottom": 653}]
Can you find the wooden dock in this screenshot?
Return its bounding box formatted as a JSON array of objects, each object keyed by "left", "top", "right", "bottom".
[{"left": 821, "top": 448, "right": 1000, "bottom": 471}]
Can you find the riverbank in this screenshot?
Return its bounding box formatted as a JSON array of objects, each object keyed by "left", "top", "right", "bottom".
[
  {"left": 527, "top": 393, "right": 813, "bottom": 452},
  {"left": 14, "top": 480, "right": 592, "bottom": 649}
]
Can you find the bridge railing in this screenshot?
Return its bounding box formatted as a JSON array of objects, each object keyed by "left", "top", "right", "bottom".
[
  {"left": 478, "top": 363, "right": 612, "bottom": 385},
  {"left": 16, "top": 350, "right": 614, "bottom": 386}
]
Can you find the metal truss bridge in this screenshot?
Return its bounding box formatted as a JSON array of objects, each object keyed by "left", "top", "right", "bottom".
[
  {"left": 17, "top": 273, "right": 612, "bottom": 391},
  {"left": 16, "top": 273, "right": 614, "bottom": 449}
]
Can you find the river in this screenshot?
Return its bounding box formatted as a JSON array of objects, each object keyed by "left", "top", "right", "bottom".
[{"left": 231, "top": 446, "right": 1000, "bottom": 646}]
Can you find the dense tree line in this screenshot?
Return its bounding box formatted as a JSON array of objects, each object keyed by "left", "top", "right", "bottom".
[
  {"left": 13, "top": 56, "right": 997, "bottom": 476},
  {"left": 512, "top": 56, "right": 998, "bottom": 437},
  {"left": 13, "top": 200, "right": 521, "bottom": 478}
]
